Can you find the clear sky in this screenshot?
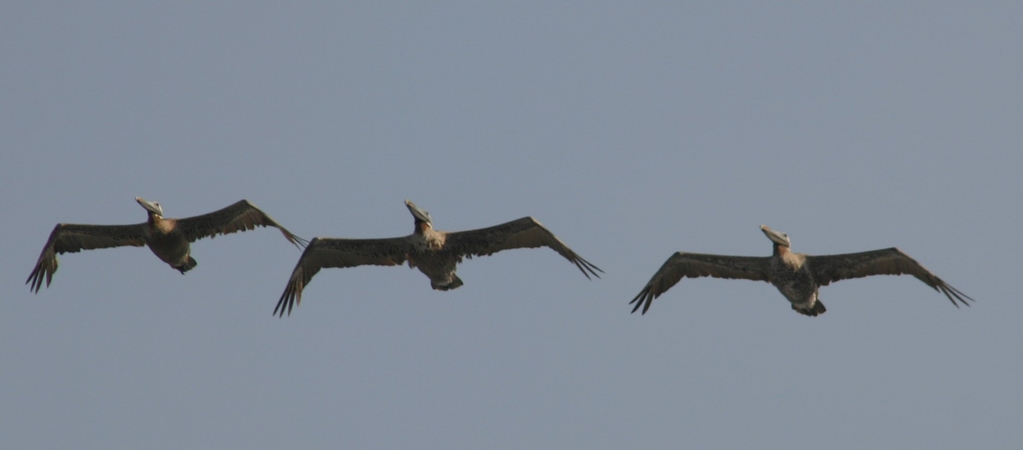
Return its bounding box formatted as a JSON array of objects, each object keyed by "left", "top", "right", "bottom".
[{"left": 3, "top": 2, "right": 1021, "bottom": 449}]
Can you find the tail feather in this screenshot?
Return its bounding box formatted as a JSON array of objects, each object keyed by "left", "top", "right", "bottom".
[
  {"left": 175, "top": 256, "right": 198, "bottom": 274},
  {"left": 793, "top": 299, "right": 826, "bottom": 317},
  {"left": 431, "top": 275, "right": 464, "bottom": 291},
  {"left": 448, "top": 275, "right": 464, "bottom": 290}
]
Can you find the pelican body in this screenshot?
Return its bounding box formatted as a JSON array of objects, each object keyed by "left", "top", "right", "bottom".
[
  {"left": 27, "top": 197, "right": 307, "bottom": 291},
  {"left": 630, "top": 225, "right": 972, "bottom": 316},
  {"left": 139, "top": 198, "right": 198, "bottom": 272},
  {"left": 275, "top": 200, "right": 602, "bottom": 316}
]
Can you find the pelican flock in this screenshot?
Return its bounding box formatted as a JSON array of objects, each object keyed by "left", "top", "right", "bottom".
[
  {"left": 630, "top": 225, "right": 973, "bottom": 316},
  {"left": 27, "top": 197, "right": 973, "bottom": 318},
  {"left": 27, "top": 197, "right": 306, "bottom": 292},
  {"left": 273, "top": 200, "right": 602, "bottom": 316}
]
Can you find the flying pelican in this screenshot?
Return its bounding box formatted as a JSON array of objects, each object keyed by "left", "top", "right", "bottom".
[
  {"left": 274, "top": 200, "right": 602, "bottom": 316},
  {"left": 630, "top": 225, "right": 973, "bottom": 316},
  {"left": 27, "top": 197, "right": 307, "bottom": 292}
]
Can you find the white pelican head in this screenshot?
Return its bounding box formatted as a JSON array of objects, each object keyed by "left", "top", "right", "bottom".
[{"left": 760, "top": 225, "right": 791, "bottom": 248}]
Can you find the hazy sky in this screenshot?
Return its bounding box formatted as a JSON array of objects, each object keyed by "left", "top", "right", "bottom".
[{"left": 3, "top": 2, "right": 1021, "bottom": 449}]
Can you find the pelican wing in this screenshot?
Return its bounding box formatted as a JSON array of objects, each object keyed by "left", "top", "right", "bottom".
[
  {"left": 807, "top": 248, "right": 973, "bottom": 307},
  {"left": 275, "top": 237, "right": 413, "bottom": 316},
  {"left": 27, "top": 223, "right": 147, "bottom": 292},
  {"left": 630, "top": 252, "right": 771, "bottom": 314},
  {"left": 442, "top": 217, "right": 602, "bottom": 279},
  {"left": 174, "top": 200, "right": 307, "bottom": 248}
]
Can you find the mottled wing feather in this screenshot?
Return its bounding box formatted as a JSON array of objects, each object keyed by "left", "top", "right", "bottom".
[
  {"left": 275, "top": 237, "right": 413, "bottom": 316},
  {"left": 630, "top": 253, "right": 771, "bottom": 314},
  {"left": 174, "top": 200, "right": 307, "bottom": 248},
  {"left": 27, "top": 223, "right": 147, "bottom": 292},
  {"left": 442, "top": 217, "right": 602, "bottom": 278},
  {"left": 807, "top": 248, "right": 973, "bottom": 307}
]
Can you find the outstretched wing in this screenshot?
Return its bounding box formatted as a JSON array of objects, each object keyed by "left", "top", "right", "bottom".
[
  {"left": 174, "top": 200, "right": 307, "bottom": 248},
  {"left": 27, "top": 223, "right": 147, "bottom": 292},
  {"left": 630, "top": 252, "right": 771, "bottom": 314},
  {"left": 807, "top": 248, "right": 973, "bottom": 307},
  {"left": 275, "top": 237, "right": 413, "bottom": 316},
  {"left": 442, "top": 217, "right": 602, "bottom": 279}
]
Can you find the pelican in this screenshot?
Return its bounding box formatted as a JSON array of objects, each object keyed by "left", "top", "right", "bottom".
[
  {"left": 630, "top": 225, "right": 973, "bottom": 316},
  {"left": 27, "top": 197, "right": 307, "bottom": 292},
  {"left": 274, "top": 200, "right": 602, "bottom": 316}
]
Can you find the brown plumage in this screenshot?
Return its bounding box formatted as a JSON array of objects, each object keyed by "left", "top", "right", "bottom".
[
  {"left": 630, "top": 225, "right": 972, "bottom": 316},
  {"left": 27, "top": 197, "right": 307, "bottom": 292},
  {"left": 274, "top": 200, "right": 601, "bottom": 316}
]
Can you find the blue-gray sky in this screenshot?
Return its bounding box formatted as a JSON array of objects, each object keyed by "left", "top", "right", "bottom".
[{"left": 3, "top": 2, "right": 1021, "bottom": 449}]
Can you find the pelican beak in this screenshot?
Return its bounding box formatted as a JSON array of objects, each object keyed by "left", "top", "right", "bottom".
[
  {"left": 405, "top": 199, "right": 432, "bottom": 225},
  {"left": 136, "top": 197, "right": 164, "bottom": 217},
  {"left": 760, "top": 224, "right": 791, "bottom": 247}
]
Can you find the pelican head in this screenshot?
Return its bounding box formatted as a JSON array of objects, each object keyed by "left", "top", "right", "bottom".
[
  {"left": 760, "top": 225, "right": 790, "bottom": 248},
  {"left": 136, "top": 197, "right": 164, "bottom": 217},
  {"left": 405, "top": 200, "right": 432, "bottom": 225}
]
